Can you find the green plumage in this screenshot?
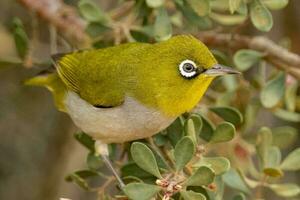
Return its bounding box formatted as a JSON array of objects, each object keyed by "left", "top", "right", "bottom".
[
  {"left": 56, "top": 42, "right": 150, "bottom": 107},
  {"left": 27, "top": 35, "right": 218, "bottom": 117}
]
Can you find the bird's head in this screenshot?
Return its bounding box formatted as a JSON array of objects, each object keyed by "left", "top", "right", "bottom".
[{"left": 133, "top": 35, "right": 240, "bottom": 117}]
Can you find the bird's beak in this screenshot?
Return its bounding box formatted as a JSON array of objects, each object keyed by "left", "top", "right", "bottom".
[{"left": 204, "top": 64, "right": 241, "bottom": 76}]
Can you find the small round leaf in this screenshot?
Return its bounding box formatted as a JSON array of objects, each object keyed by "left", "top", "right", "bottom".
[
  {"left": 193, "top": 157, "right": 231, "bottom": 175},
  {"left": 232, "top": 193, "right": 246, "bottom": 200},
  {"left": 78, "top": 0, "right": 106, "bottom": 22},
  {"left": 87, "top": 152, "right": 103, "bottom": 170},
  {"left": 146, "top": 0, "right": 164, "bottom": 8},
  {"left": 210, "top": 106, "right": 243, "bottom": 126},
  {"left": 199, "top": 115, "right": 215, "bottom": 141},
  {"left": 272, "top": 126, "right": 298, "bottom": 149},
  {"left": 280, "top": 148, "right": 300, "bottom": 171},
  {"left": 260, "top": 72, "right": 285, "bottom": 108},
  {"left": 186, "top": 166, "right": 215, "bottom": 186},
  {"left": 262, "top": 0, "right": 289, "bottom": 10},
  {"left": 233, "top": 49, "right": 263, "bottom": 71},
  {"left": 210, "top": 13, "right": 247, "bottom": 26},
  {"left": 186, "top": 0, "right": 211, "bottom": 16},
  {"left": 174, "top": 136, "right": 195, "bottom": 171},
  {"left": 131, "top": 142, "right": 162, "bottom": 178},
  {"left": 180, "top": 190, "right": 206, "bottom": 200},
  {"left": 210, "top": 122, "right": 236, "bottom": 144},
  {"left": 124, "top": 183, "right": 161, "bottom": 200},
  {"left": 250, "top": 0, "right": 273, "bottom": 32},
  {"left": 269, "top": 183, "right": 300, "bottom": 197},
  {"left": 154, "top": 7, "right": 172, "bottom": 41}
]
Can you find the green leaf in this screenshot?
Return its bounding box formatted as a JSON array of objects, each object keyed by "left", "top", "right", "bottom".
[
  {"left": 199, "top": 115, "right": 215, "bottom": 141},
  {"left": 66, "top": 173, "right": 90, "bottom": 190},
  {"left": 210, "top": 13, "right": 247, "bottom": 26},
  {"left": 262, "top": 0, "right": 289, "bottom": 10},
  {"left": 232, "top": 193, "right": 246, "bottom": 200},
  {"left": 193, "top": 156, "right": 230, "bottom": 175},
  {"left": 186, "top": 0, "right": 211, "bottom": 16},
  {"left": 78, "top": 0, "right": 106, "bottom": 22},
  {"left": 146, "top": 0, "right": 164, "bottom": 8},
  {"left": 184, "top": 119, "right": 197, "bottom": 144},
  {"left": 123, "top": 183, "right": 161, "bottom": 200},
  {"left": 243, "top": 101, "right": 261, "bottom": 131},
  {"left": 210, "top": 106, "right": 243, "bottom": 126},
  {"left": 153, "top": 132, "right": 168, "bottom": 147},
  {"left": 265, "top": 146, "right": 281, "bottom": 168},
  {"left": 210, "top": 0, "right": 230, "bottom": 11},
  {"left": 210, "top": 122, "right": 236, "bottom": 144},
  {"left": 273, "top": 108, "right": 300, "bottom": 122},
  {"left": 154, "top": 7, "right": 172, "bottom": 41},
  {"left": 12, "top": 18, "right": 29, "bottom": 59},
  {"left": 65, "top": 170, "right": 100, "bottom": 190},
  {"left": 269, "top": 183, "right": 300, "bottom": 197},
  {"left": 256, "top": 127, "right": 273, "bottom": 167},
  {"left": 189, "top": 114, "right": 203, "bottom": 134},
  {"left": 180, "top": 190, "right": 206, "bottom": 200},
  {"left": 167, "top": 117, "right": 184, "bottom": 147},
  {"left": 131, "top": 142, "right": 162, "bottom": 178},
  {"left": 186, "top": 166, "right": 215, "bottom": 186},
  {"left": 250, "top": 0, "right": 273, "bottom": 32},
  {"left": 74, "top": 132, "right": 95, "bottom": 152},
  {"left": 237, "top": 1, "right": 248, "bottom": 15},
  {"left": 263, "top": 168, "right": 283, "bottom": 177},
  {"left": 222, "top": 169, "right": 250, "bottom": 194},
  {"left": 174, "top": 136, "right": 195, "bottom": 171},
  {"left": 87, "top": 152, "right": 103, "bottom": 170},
  {"left": 260, "top": 72, "right": 285, "bottom": 108},
  {"left": 229, "top": 0, "right": 242, "bottom": 14},
  {"left": 272, "top": 126, "right": 298, "bottom": 149},
  {"left": 285, "top": 81, "right": 298, "bottom": 112},
  {"left": 211, "top": 49, "right": 230, "bottom": 66},
  {"left": 121, "top": 162, "right": 155, "bottom": 180},
  {"left": 184, "top": 114, "right": 202, "bottom": 143},
  {"left": 174, "top": 0, "right": 212, "bottom": 29},
  {"left": 280, "top": 148, "right": 300, "bottom": 171},
  {"left": 233, "top": 49, "right": 263, "bottom": 71}
]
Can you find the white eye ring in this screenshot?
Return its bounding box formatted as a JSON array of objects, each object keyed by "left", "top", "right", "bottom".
[{"left": 179, "top": 59, "right": 197, "bottom": 78}]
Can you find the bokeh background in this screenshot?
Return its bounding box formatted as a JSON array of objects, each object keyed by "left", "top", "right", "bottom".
[{"left": 0, "top": 0, "right": 299, "bottom": 200}]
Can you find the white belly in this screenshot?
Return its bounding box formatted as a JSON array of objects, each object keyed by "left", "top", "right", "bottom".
[{"left": 64, "top": 92, "right": 175, "bottom": 143}]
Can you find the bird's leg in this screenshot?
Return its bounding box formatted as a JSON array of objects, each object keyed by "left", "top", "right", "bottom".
[{"left": 95, "top": 141, "right": 125, "bottom": 188}]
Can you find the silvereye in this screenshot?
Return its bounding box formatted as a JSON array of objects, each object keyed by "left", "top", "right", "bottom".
[{"left": 26, "top": 35, "right": 239, "bottom": 186}]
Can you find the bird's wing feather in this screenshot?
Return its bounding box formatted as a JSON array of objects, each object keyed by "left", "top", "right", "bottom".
[{"left": 52, "top": 48, "right": 130, "bottom": 108}]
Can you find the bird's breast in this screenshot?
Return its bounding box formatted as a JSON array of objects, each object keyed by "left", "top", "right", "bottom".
[{"left": 64, "top": 91, "right": 175, "bottom": 143}]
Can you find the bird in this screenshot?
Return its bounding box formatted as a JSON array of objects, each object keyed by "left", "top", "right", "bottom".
[{"left": 26, "top": 35, "right": 240, "bottom": 187}]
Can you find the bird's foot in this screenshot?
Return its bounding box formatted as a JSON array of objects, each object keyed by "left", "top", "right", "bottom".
[{"left": 95, "top": 141, "right": 125, "bottom": 188}]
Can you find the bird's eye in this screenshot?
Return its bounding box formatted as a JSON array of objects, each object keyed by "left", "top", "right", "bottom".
[{"left": 179, "top": 60, "right": 198, "bottom": 78}]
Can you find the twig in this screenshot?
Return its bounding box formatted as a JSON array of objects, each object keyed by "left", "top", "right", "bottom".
[
  {"left": 96, "top": 176, "right": 116, "bottom": 196},
  {"left": 17, "top": 0, "right": 90, "bottom": 47},
  {"left": 109, "top": 1, "right": 135, "bottom": 20}
]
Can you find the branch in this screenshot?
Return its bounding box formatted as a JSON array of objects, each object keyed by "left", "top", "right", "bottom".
[
  {"left": 17, "top": 0, "right": 90, "bottom": 47},
  {"left": 197, "top": 32, "right": 300, "bottom": 79}
]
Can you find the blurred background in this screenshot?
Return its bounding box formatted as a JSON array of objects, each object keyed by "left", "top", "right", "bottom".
[{"left": 0, "top": 0, "right": 299, "bottom": 200}]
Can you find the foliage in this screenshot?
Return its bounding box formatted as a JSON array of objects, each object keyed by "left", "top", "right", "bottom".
[{"left": 4, "top": 0, "right": 299, "bottom": 199}]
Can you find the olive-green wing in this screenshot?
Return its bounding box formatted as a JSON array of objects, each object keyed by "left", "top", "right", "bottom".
[{"left": 52, "top": 48, "right": 127, "bottom": 108}]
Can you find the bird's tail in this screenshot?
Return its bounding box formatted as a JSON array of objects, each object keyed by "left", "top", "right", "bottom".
[{"left": 25, "top": 73, "right": 67, "bottom": 112}]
